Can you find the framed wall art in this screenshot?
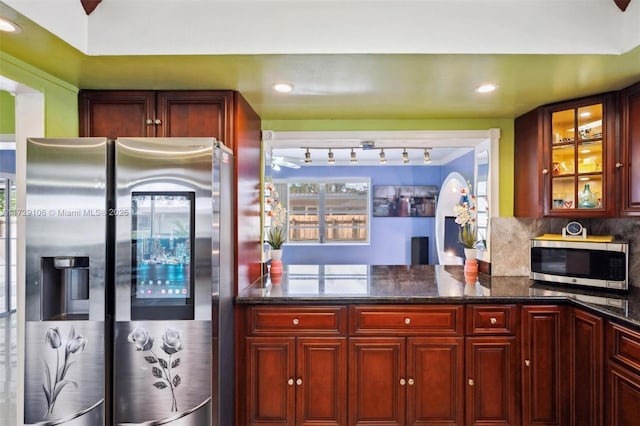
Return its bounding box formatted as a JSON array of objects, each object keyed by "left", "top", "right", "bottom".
[{"left": 373, "top": 185, "right": 438, "bottom": 217}]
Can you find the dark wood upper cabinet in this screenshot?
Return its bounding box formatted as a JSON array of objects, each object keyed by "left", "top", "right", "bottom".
[
  {"left": 79, "top": 90, "right": 156, "bottom": 139},
  {"left": 619, "top": 81, "right": 640, "bottom": 216},
  {"left": 79, "top": 90, "right": 234, "bottom": 151},
  {"left": 514, "top": 93, "right": 616, "bottom": 218}
]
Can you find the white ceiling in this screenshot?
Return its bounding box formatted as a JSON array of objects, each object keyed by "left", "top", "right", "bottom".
[
  {"left": 5, "top": 0, "right": 639, "bottom": 56},
  {"left": 1, "top": 0, "right": 638, "bottom": 166}
]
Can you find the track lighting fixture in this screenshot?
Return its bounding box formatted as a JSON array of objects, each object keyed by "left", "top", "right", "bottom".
[
  {"left": 284, "top": 146, "right": 436, "bottom": 166},
  {"left": 379, "top": 148, "right": 386, "bottom": 164},
  {"left": 402, "top": 149, "right": 409, "bottom": 164}
]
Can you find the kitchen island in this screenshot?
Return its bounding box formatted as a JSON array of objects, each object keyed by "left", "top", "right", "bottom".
[{"left": 235, "top": 265, "right": 640, "bottom": 426}]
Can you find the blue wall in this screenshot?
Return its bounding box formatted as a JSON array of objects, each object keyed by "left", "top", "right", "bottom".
[
  {"left": 0, "top": 150, "right": 15, "bottom": 174},
  {"left": 272, "top": 151, "right": 475, "bottom": 265}
]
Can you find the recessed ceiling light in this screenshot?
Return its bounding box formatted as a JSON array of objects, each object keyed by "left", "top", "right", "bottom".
[
  {"left": 475, "top": 83, "right": 498, "bottom": 93},
  {"left": 273, "top": 83, "right": 294, "bottom": 93},
  {"left": 0, "top": 17, "right": 21, "bottom": 33}
]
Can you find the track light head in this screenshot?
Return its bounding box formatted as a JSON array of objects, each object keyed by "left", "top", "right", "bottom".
[
  {"left": 424, "top": 148, "right": 431, "bottom": 164},
  {"left": 379, "top": 148, "right": 386, "bottom": 164},
  {"left": 350, "top": 148, "right": 357, "bottom": 164},
  {"left": 304, "top": 148, "right": 312, "bottom": 163},
  {"left": 328, "top": 149, "right": 335, "bottom": 164},
  {"left": 402, "top": 149, "right": 409, "bottom": 164}
]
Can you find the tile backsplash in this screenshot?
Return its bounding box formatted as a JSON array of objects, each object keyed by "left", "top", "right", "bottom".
[{"left": 490, "top": 217, "right": 640, "bottom": 287}]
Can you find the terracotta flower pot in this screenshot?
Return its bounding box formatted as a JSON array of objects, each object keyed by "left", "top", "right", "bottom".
[{"left": 464, "top": 259, "right": 479, "bottom": 285}]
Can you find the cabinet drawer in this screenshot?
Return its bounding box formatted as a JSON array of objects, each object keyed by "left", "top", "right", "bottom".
[
  {"left": 350, "top": 305, "right": 464, "bottom": 335},
  {"left": 608, "top": 322, "right": 640, "bottom": 371},
  {"left": 466, "top": 305, "right": 518, "bottom": 335},
  {"left": 248, "top": 306, "right": 347, "bottom": 335}
]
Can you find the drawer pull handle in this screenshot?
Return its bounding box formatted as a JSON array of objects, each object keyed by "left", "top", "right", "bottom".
[
  {"left": 400, "top": 378, "right": 406, "bottom": 386},
  {"left": 468, "top": 378, "right": 475, "bottom": 386},
  {"left": 293, "top": 318, "right": 299, "bottom": 325},
  {"left": 408, "top": 378, "right": 415, "bottom": 385},
  {"left": 525, "top": 359, "right": 531, "bottom": 367},
  {"left": 296, "top": 378, "right": 302, "bottom": 386},
  {"left": 404, "top": 318, "right": 411, "bottom": 325},
  {"left": 288, "top": 378, "right": 294, "bottom": 386},
  {"left": 490, "top": 317, "right": 497, "bottom": 325}
]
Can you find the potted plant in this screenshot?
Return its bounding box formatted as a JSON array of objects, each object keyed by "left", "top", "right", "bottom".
[
  {"left": 453, "top": 184, "right": 478, "bottom": 259},
  {"left": 265, "top": 226, "right": 286, "bottom": 260}
]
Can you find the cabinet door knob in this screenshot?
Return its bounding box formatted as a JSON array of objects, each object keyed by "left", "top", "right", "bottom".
[
  {"left": 296, "top": 378, "right": 302, "bottom": 386},
  {"left": 400, "top": 378, "right": 406, "bottom": 386},
  {"left": 408, "top": 378, "right": 415, "bottom": 385},
  {"left": 542, "top": 168, "right": 549, "bottom": 175},
  {"left": 154, "top": 118, "right": 162, "bottom": 125},
  {"left": 292, "top": 318, "right": 299, "bottom": 325},
  {"left": 525, "top": 359, "right": 531, "bottom": 367},
  {"left": 616, "top": 162, "right": 624, "bottom": 168},
  {"left": 404, "top": 318, "right": 411, "bottom": 325},
  {"left": 146, "top": 118, "right": 154, "bottom": 125},
  {"left": 490, "top": 317, "right": 497, "bottom": 325},
  {"left": 288, "top": 378, "right": 294, "bottom": 386},
  {"left": 468, "top": 378, "right": 474, "bottom": 386}
]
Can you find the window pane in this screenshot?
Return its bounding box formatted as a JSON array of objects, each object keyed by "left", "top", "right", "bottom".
[
  {"left": 289, "top": 183, "right": 320, "bottom": 242},
  {"left": 324, "top": 182, "right": 368, "bottom": 242}
]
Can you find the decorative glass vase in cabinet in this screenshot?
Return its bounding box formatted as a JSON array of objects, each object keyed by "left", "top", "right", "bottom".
[{"left": 578, "top": 184, "right": 598, "bottom": 208}]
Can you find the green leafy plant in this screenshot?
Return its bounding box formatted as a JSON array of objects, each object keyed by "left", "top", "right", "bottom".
[{"left": 265, "top": 226, "right": 286, "bottom": 249}]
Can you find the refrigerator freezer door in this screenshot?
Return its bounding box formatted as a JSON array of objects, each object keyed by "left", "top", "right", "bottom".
[{"left": 24, "top": 138, "right": 108, "bottom": 425}]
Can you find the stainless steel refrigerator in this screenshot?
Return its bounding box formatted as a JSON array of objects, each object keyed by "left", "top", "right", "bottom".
[{"left": 24, "top": 137, "right": 235, "bottom": 426}]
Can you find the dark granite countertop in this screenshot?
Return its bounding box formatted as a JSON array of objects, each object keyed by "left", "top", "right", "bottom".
[{"left": 236, "top": 265, "right": 640, "bottom": 330}]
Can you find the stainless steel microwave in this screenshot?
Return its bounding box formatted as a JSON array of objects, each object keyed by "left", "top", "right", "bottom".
[{"left": 530, "top": 238, "right": 628, "bottom": 290}]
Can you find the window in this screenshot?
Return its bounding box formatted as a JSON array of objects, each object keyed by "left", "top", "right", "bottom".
[{"left": 274, "top": 179, "right": 370, "bottom": 244}]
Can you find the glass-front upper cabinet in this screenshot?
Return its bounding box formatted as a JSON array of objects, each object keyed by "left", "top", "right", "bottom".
[{"left": 546, "top": 94, "right": 614, "bottom": 217}]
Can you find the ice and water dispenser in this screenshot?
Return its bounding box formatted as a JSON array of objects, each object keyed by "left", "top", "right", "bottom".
[{"left": 40, "top": 256, "right": 91, "bottom": 320}]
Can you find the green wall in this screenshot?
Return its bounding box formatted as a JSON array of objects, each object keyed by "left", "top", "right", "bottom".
[
  {"left": 0, "top": 90, "right": 15, "bottom": 134},
  {"left": 0, "top": 49, "right": 516, "bottom": 216},
  {"left": 263, "top": 118, "right": 515, "bottom": 217},
  {"left": 0, "top": 52, "right": 78, "bottom": 137}
]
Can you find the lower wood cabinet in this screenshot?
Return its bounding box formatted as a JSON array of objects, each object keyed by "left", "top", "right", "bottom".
[
  {"left": 521, "top": 305, "right": 565, "bottom": 426},
  {"left": 466, "top": 304, "right": 519, "bottom": 426},
  {"left": 466, "top": 336, "right": 519, "bottom": 426},
  {"left": 606, "top": 321, "right": 640, "bottom": 426},
  {"left": 245, "top": 337, "right": 347, "bottom": 426},
  {"left": 606, "top": 362, "right": 640, "bottom": 426},
  {"left": 238, "top": 303, "right": 639, "bottom": 426},
  {"left": 349, "top": 336, "right": 464, "bottom": 426},
  {"left": 569, "top": 308, "right": 603, "bottom": 426}
]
